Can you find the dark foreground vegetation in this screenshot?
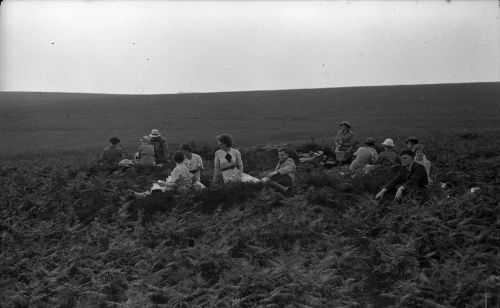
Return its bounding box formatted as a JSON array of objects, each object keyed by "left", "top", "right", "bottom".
[{"left": 1, "top": 132, "right": 499, "bottom": 307}]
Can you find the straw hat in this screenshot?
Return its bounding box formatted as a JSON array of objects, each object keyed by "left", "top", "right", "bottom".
[
  {"left": 339, "top": 121, "right": 351, "bottom": 128},
  {"left": 149, "top": 129, "right": 161, "bottom": 138},
  {"left": 381, "top": 138, "right": 395, "bottom": 147}
]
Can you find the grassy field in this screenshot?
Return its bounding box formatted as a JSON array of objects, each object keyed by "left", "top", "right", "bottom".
[
  {"left": 1, "top": 83, "right": 499, "bottom": 307},
  {"left": 1, "top": 82, "right": 499, "bottom": 159},
  {"left": 1, "top": 133, "right": 499, "bottom": 307}
]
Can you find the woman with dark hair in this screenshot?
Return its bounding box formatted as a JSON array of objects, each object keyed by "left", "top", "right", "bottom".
[
  {"left": 261, "top": 146, "right": 299, "bottom": 192},
  {"left": 413, "top": 144, "right": 432, "bottom": 183},
  {"left": 180, "top": 143, "right": 205, "bottom": 189},
  {"left": 212, "top": 133, "right": 260, "bottom": 184}
]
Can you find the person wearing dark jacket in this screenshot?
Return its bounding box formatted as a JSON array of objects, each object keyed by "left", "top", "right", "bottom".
[
  {"left": 375, "top": 149, "right": 428, "bottom": 203},
  {"left": 100, "top": 137, "right": 126, "bottom": 166},
  {"left": 149, "top": 129, "right": 170, "bottom": 163}
]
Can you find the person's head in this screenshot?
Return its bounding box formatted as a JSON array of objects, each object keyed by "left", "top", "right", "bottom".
[
  {"left": 339, "top": 121, "right": 351, "bottom": 132},
  {"left": 150, "top": 129, "right": 161, "bottom": 138},
  {"left": 381, "top": 138, "right": 395, "bottom": 149},
  {"left": 365, "top": 138, "right": 376, "bottom": 148},
  {"left": 413, "top": 144, "right": 425, "bottom": 160},
  {"left": 216, "top": 133, "right": 233, "bottom": 150},
  {"left": 277, "top": 145, "right": 300, "bottom": 164},
  {"left": 405, "top": 136, "right": 419, "bottom": 150},
  {"left": 277, "top": 148, "right": 290, "bottom": 162},
  {"left": 399, "top": 149, "right": 415, "bottom": 167},
  {"left": 109, "top": 137, "right": 120, "bottom": 145},
  {"left": 141, "top": 136, "right": 151, "bottom": 144},
  {"left": 172, "top": 151, "right": 185, "bottom": 164},
  {"left": 180, "top": 143, "right": 192, "bottom": 158}
]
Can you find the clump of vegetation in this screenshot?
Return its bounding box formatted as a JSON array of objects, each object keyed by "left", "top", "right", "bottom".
[{"left": 0, "top": 133, "right": 498, "bottom": 307}]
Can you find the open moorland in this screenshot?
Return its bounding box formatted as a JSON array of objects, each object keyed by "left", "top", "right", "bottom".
[
  {"left": 0, "top": 83, "right": 499, "bottom": 307},
  {"left": 0, "top": 82, "right": 499, "bottom": 160}
]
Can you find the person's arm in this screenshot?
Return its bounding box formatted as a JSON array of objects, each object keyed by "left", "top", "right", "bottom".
[
  {"left": 162, "top": 141, "right": 170, "bottom": 161},
  {"left": 345, "top": 133, "right": 355, "bottom": 152},
  {"left": 212, "top": 153, "right": 221, "bottom": 184},
  {"left": 375, "top": 153, "right": 385, "bottom": 165},
  {"left": 375, "top": 188, "right": 388, "bottom": 200},
  {"left": 196, "top": 155, "right": 204, "bottom": 171},
  {"left": 371, "top": 149, "right": 378, "bottom": 164},
  {"left": 276, "top": 159, "right": 296, "bottom": 175},
  {"left": 235, "top": 150, "right": 244, "bottom": 174},
  {"left": 402, "top": 164, "right": 428, "bottom": 189},
  {"left": 166, "top": 168, "right": 180, "bottom": 187},
  {"left": 383, "top": 169, "right": 404, "bottom": 192}
]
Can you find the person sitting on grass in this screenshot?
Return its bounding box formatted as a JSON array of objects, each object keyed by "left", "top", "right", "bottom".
[
  {"left": 212, "top": 133, "right": 260, "bottom": 185},
  {"left": 350, "top": 138, "right": 378, "bottom": 173},
  {"left": 261, "top": 146, "right": 299, "bottom": 193},
  {"left": 130, "top": 151, "right": 194, "bottom": 199},
  {"left": 413, "top": 144, "right": 432, "bottom": 183},
  {"left": 100, "top": 137, "right": 126, "bottom": 167},
  {"left": 405, "top": 136, "right": 420, "bottom": 151},
  {"left": 134, "top": 136, "right": 156, "bottom": 166},
  {"left": 375, "top": 138, "right": 401, "bottom": 166},
  {"left": 334, "top": 121, "right": 355, "bottom": 166},
  {"left": 375, "top": 149, "right": 429, "bottom": 203},
  {"left": 149, "top": 129, "right": 170, "bottom": 164},
  {"left": 180, "top": 143, "right": 206, "bottom": 189}
]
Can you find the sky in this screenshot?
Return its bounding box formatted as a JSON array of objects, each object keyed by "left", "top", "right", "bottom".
[{"left": 0, "top": 0, "right": 499, "bottom": 94}]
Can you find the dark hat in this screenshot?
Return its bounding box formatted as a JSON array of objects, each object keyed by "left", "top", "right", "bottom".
[
  {"left": 339, "top": 121, "right": 351, "bottom": 128},
  {"left": 180, "top": 143, "right": 192, "bottom": 152},
  {"left": 109, "top": 137, "right": 120, "bottom": 144},
  {"left": 405, "top": 136, "right": 419, "bottom": 143},
  {"left": 365, "top": 138, "right": 376, "bottom": 146}
]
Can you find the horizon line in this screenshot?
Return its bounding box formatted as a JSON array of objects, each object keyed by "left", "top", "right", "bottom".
[{"left": 1, "top": 80, "right": 499, "bottom": 96}]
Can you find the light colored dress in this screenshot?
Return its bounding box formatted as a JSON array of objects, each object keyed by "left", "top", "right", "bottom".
[
  {"left": 214, "top": 148, "right": 260, "bottom": 184},
  {"left": 350, "top": 146, "right": 378, "bottom": 172},
  {"left": 183, "top": 153, "right": 205, "bottom": 189},
  {"left": 334, "top": 130, "right": 355, "bottom": 162},
  {"left": 135, "top": 144, "right": 155, "bottom": 166}
]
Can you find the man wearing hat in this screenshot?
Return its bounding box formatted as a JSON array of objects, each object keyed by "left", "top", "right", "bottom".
[
  {"left": 375, "top": 138, "right": 401, "bottom": 166},
  {"left": 405, "top": 136, "right": 419, "bottom": 151},
  {"left": 349, "top": 137, "right": 378, "bottom": 172},
  {"left": 334, "top": 120, "right": 355, "bottom": 166},
  {"left": 149, "top": 129, "right": 170, "bottom": 163},
  {"left": 100, "top": 137, "right": 126, "bottom": 166}
]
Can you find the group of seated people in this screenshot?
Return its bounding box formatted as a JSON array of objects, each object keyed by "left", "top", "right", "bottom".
[
  {"left": 104, "top": 121, "right": 434, "bottom": 204},
  {"left": 127, "top": 133, "right": 300, "bottom": 199},
  {"left": 334, "top": 120, "right": 432, "bottom": 202},
  {"left": 100, "top": 129, "right": 169, "bottom": 167}
]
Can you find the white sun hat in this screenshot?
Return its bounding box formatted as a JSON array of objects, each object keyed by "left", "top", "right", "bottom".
[{"left": 381, "top": 138, "right": 395, "bottom": 147}]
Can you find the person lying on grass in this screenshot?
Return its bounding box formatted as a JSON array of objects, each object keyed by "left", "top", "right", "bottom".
[
  {"left": 212, "top": 133, "right": 260, "bottom": 185},
  {"left": 375, "top": 149, "right": 428, "bottom": 203},
  {"left": 261, "top": 146, "right": 299, "bottom": 193},
  {"left": 180, "top": 143, "right": 206, "bottom": 189},
  {"left": 129, "top": 151, "right": 194, "bottom": 199}
]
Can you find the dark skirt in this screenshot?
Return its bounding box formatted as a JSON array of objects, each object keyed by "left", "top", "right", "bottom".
[{"left": 270, "top": 173, "right": 293, "bottom": 187}]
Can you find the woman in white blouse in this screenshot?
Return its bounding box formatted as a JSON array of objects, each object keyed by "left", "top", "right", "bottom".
[{"left": 212, "top": 133, "right": 259, "bottom": 184}]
